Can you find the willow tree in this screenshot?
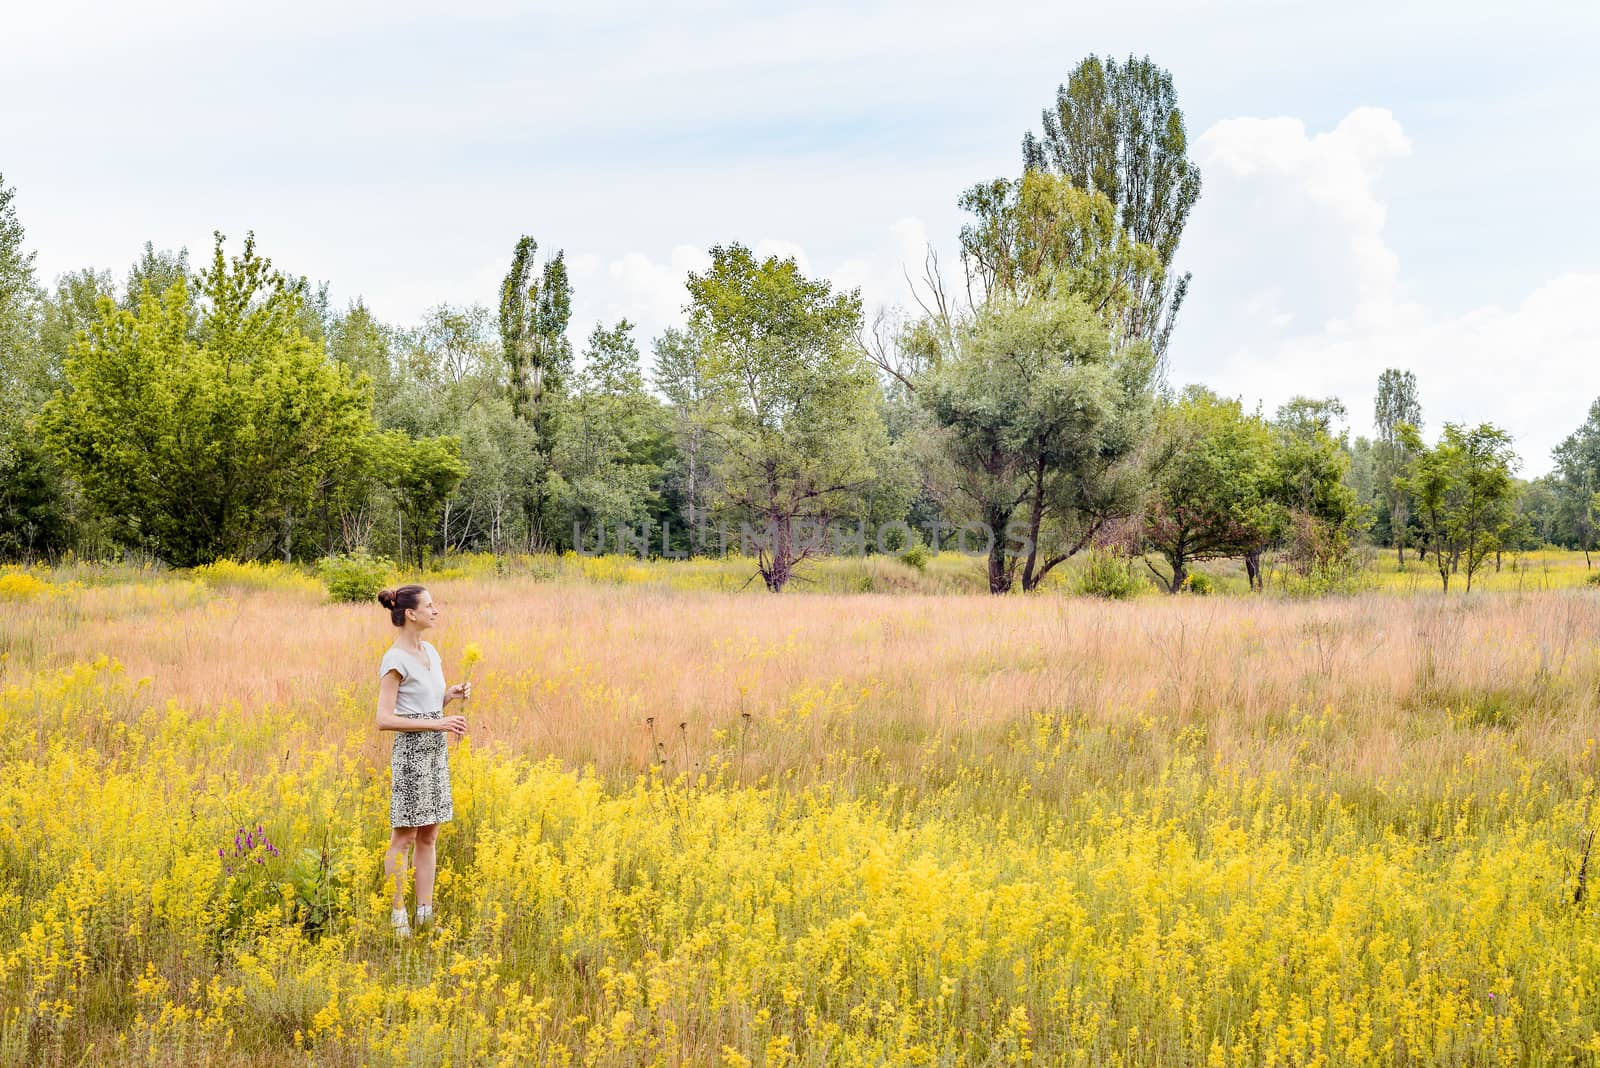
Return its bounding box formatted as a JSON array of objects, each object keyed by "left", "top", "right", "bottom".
[
  {"left": 1021, "top": 54, "right": 1202, "bottom": 360},
  {"left": 921, "top": 292, "right": 1156, "bottom": 594}
]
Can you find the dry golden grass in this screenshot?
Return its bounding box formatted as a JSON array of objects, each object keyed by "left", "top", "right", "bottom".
[{"left": 8, "top": 571, "right": 1598, "bottom": 794}]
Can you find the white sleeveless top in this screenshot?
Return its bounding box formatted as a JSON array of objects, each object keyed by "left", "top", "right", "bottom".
[{"left": 379, "top": 641, "right": 446, "bottom": 719}]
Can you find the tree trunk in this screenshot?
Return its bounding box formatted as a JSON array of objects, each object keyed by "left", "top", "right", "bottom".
[
  {"left": 986, "top": 505, "right": 1014, "bottom": 595},
  {"left": 762, "top": 515, "right": 792, "bottom": 592},
  {"left": 1244, "top": 550, "right": 1262, "bottom": 592},
  {"left": 1019, "top": 461, "right": 1047, "bottom": 592},
  {"left": 1167, "top": 556, "right": 1187, "bottom": 594}
]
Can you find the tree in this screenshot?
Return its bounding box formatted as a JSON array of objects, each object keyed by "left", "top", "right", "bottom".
[
  {"left": 686, "top": 244, "right": 886, "bottom": 592},
  {"left": 1373, "top": 369, "right": 1422, "bottom": 567},
  {"left": 654, "top": 326, "right": 718, "bottom": 552},
  {"left": 1401, "top": 423, "right": 1518, "bottom": 592},
  {"left": 957, "top": 169, "right": 1162, "bottom": 330},
  {"left": 1553, "top": 398, "right": 1600, "bottom": 567},
  {"left": 1021, "top": 55, "right": 1202, "bottom": 360},
  {"left": 1268, "top": 397, "right": 1364, "bottom": 589},
  {"left": 920, "top": 292, "right": 1156, "bottom": 593},
  {"left": 0, "top": 173, "right": 36, "bottom": 382},
  {"left": 1142, "top": 388, "right": 1279, "bottom": 593},
  {"left": 498, "top": 236, "right": 573, "bottom": 545},
  {"left": 38, "top": 233, "right": 373, "bottom": 566},
  {"left": 384, "top": 431, "right": 468, "bottom": 568},
  {"left": 0, "top": 173, "right": 72, "bottom": 559},
  {"left": 551, "top": 320, "right": 670, "bottom": 549},
  {"left": 123, "top": 242, "right": 190, "bottom": 310}
]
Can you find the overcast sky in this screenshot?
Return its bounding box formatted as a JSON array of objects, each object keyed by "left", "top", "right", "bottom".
[{"left": 5, "top": 1, "right": 1597, "bottom": 473}]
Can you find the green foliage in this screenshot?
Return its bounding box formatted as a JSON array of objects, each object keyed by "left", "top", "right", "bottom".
[
  {"left": 316, "top": 551, "right": 392, "bottom": 603},
  {"left": 1401, "top": 422, "right": 1518, "bottom": 592},
  {"left": 900, "top": 542, "right": 932, "bottom": 571},
  {"left": 0, "top": 173, "right": 38, "bottom": 392},
  {"left": 383, "top": 432, "right": 469, "bottom": 567},
  {"left": 1021, "top": 54, "right": 1202, "bottom": 358},
  {"left": 958, "top": 170, "right": 1163, "bottom": 322},
  {"left": 1183, "top": 571, "right": 1215, "bottom": 596},
  {"left": 1270, "top": 397, "right": 1366, "bottom": 585},
  {"left": 1073, "top": 548, "right": 1140, "bottom": 599},
  {"left": 499, "top": 236, "right": 574, "bottom": 546},
  {"left": 920, "top": 292, "right": 1156, "bottom": 594},
  {"left": 687, "top": 244, "right": 890, "bottom": 591},
  {"left": 1373, "top": 369, "right": 1423, "bottom": 564},
  {"left": 1553, "top": 398, "right": 1600, "bottom": 557},
  {"left": 552, "top": 320, "right": 670, "bottom": 549},
  {"left": 38, "top": 233, "right": 374, "bottom": 566},
  {"left": 1142, "top": 387, "right": 1278, "bottom": 593}
]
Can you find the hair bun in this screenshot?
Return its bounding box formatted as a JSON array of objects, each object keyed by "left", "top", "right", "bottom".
[{"left": 377, "top": 588, "right": 396, "bottom": 609}]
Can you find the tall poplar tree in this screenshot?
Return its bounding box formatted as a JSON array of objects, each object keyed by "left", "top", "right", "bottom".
[
  {"left": 1374, "top": 368, "right": 1423, "bottom": 567},
  {"left": 1022, "top": 55, "right": 1202, "bottom": 360},
  {"left": 498, "top": 235, "right": 573, "bottom": 545}
]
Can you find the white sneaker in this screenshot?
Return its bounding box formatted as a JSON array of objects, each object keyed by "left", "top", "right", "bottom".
[
  {"left": 415, "top": 904, "right": 434, "bottom": 927},
  {"left": 391, "top": 908, "right": 412, "bottom": 938}
]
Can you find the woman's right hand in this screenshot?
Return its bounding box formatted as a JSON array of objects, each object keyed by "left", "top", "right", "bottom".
[{"left": 437, "top": 715, "right": 468, "bottom": 736}]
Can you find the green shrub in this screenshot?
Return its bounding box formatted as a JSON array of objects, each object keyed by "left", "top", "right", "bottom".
[
  {"left": 900, "top": 543, "right": 931, "bottom": 572},
  {"left": 1074, "top": 550, "right": 1140, "bottom": 599},
  {"left": 1184, "top": 571, "right": 1215, "bottom": 596},
  {"left": 1587, "top": 571, "right": 1600, "bottom": 587},
  {"left": 316, "top": 552, "right": 392, "bottom": 604}
]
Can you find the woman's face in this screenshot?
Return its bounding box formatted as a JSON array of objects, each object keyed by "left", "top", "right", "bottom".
[{"left": 406, "top": 589, "right": 438, "bottom": 631}]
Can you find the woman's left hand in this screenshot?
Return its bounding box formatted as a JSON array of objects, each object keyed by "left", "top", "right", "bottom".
[{"left": 446, "top": 682, "right": 472, "bottom": 704}]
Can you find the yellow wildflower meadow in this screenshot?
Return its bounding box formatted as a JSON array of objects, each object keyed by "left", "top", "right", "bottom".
[{"left": 1, "top": 568, "right": 1599, "bottom": 1065}]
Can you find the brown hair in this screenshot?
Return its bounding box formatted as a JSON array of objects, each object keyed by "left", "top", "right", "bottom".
[{"left": 376, "top": 585, "right": 427, "bottom": 627}]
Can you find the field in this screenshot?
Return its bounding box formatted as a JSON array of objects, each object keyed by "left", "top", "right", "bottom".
[{"left": 2, "top": 556, "right": 1600, "bottom": 1065}]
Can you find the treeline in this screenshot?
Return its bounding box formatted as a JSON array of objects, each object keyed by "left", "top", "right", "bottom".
[{"left": 1, "top": 55, "right": 1597, "bottom": 594}]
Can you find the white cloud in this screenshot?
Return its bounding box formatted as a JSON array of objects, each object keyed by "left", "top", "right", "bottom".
[{"left": 1181, "top": 107, "right": 1595, "bottom": 474}]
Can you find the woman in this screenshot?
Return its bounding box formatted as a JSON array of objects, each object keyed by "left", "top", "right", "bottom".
[{"left": 374, "top": 585, "right": 469, "bottom": 937}]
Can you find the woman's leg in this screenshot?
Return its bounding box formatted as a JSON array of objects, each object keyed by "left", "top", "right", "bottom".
[
  {"left": 413, "top": 823, "right": 439, "bottom": 908},
  {"left": 384, "top": 827, "right": 417, "bottom": 909}
]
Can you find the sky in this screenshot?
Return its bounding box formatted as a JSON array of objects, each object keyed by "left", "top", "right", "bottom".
[{"left": 5, "top": 0, "right": 1598, "bottom": 474}]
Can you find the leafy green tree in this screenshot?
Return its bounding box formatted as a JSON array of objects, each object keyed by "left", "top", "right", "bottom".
[
  {"left": 921, "top": 292, "right": 1156, "bottom": 593},
  {"left": 1267, "top": 397, "right": 1364, "bottom": 589},
  {"left": 957, "top": 169, "right": 1162, "bottom": 327},
  {"left": 123, "top": 242, "right": 190, "bottom": 311},
  {"left": 0, "top": 174, "right": 36, "bottom": 381},
  {"left": 1142, "top": 387, "right": 1279, "bottom": 593},
  {"left": 1553, "top": 398, "right": 1600, "bottom": 567},
  {"left": 383, "top": 431, "right": 468, "bottom": 567},
  {"left": 1373, "top": 369, "right": 1423, "bottom": 567},
  {"left": 38, "top": 234, "right": 373, "bottom": 566},
  {"left": 654, "top": 326, "right": 719, "bottom": 552},
  {"left": 0, "top": 176, "right": 79, "bottom": 559},
  {"left": 551, "top": 320, "right": 671, "bottom": 549},
  {"left": 1401, "top": 423, "right": 1518, "bottom": 592},
  {"left": 499, "top": 236, "right": 573, "bottom": 546},
  {"left": 686, "top": 244, "right": 886, "bottom": 591},
  {"left": 1021, "top": 55, "right": 1202, "bottom": 359}
]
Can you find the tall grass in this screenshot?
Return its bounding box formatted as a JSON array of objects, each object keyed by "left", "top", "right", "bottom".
[{"left": 1, "top": 566, "right": 1598, "bottom": 1064}]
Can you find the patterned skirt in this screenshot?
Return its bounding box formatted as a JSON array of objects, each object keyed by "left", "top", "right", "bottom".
[{"left": 390, "top": 714, "right": 454, "bottom": 828}]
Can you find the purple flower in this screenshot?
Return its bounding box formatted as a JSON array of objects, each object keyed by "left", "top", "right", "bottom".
[
  {"left": 245, "top": 833, "right": 254, "bottom": 850},
  {"left": 218, "top": 848, "right": 225, "bottom": 857}
]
